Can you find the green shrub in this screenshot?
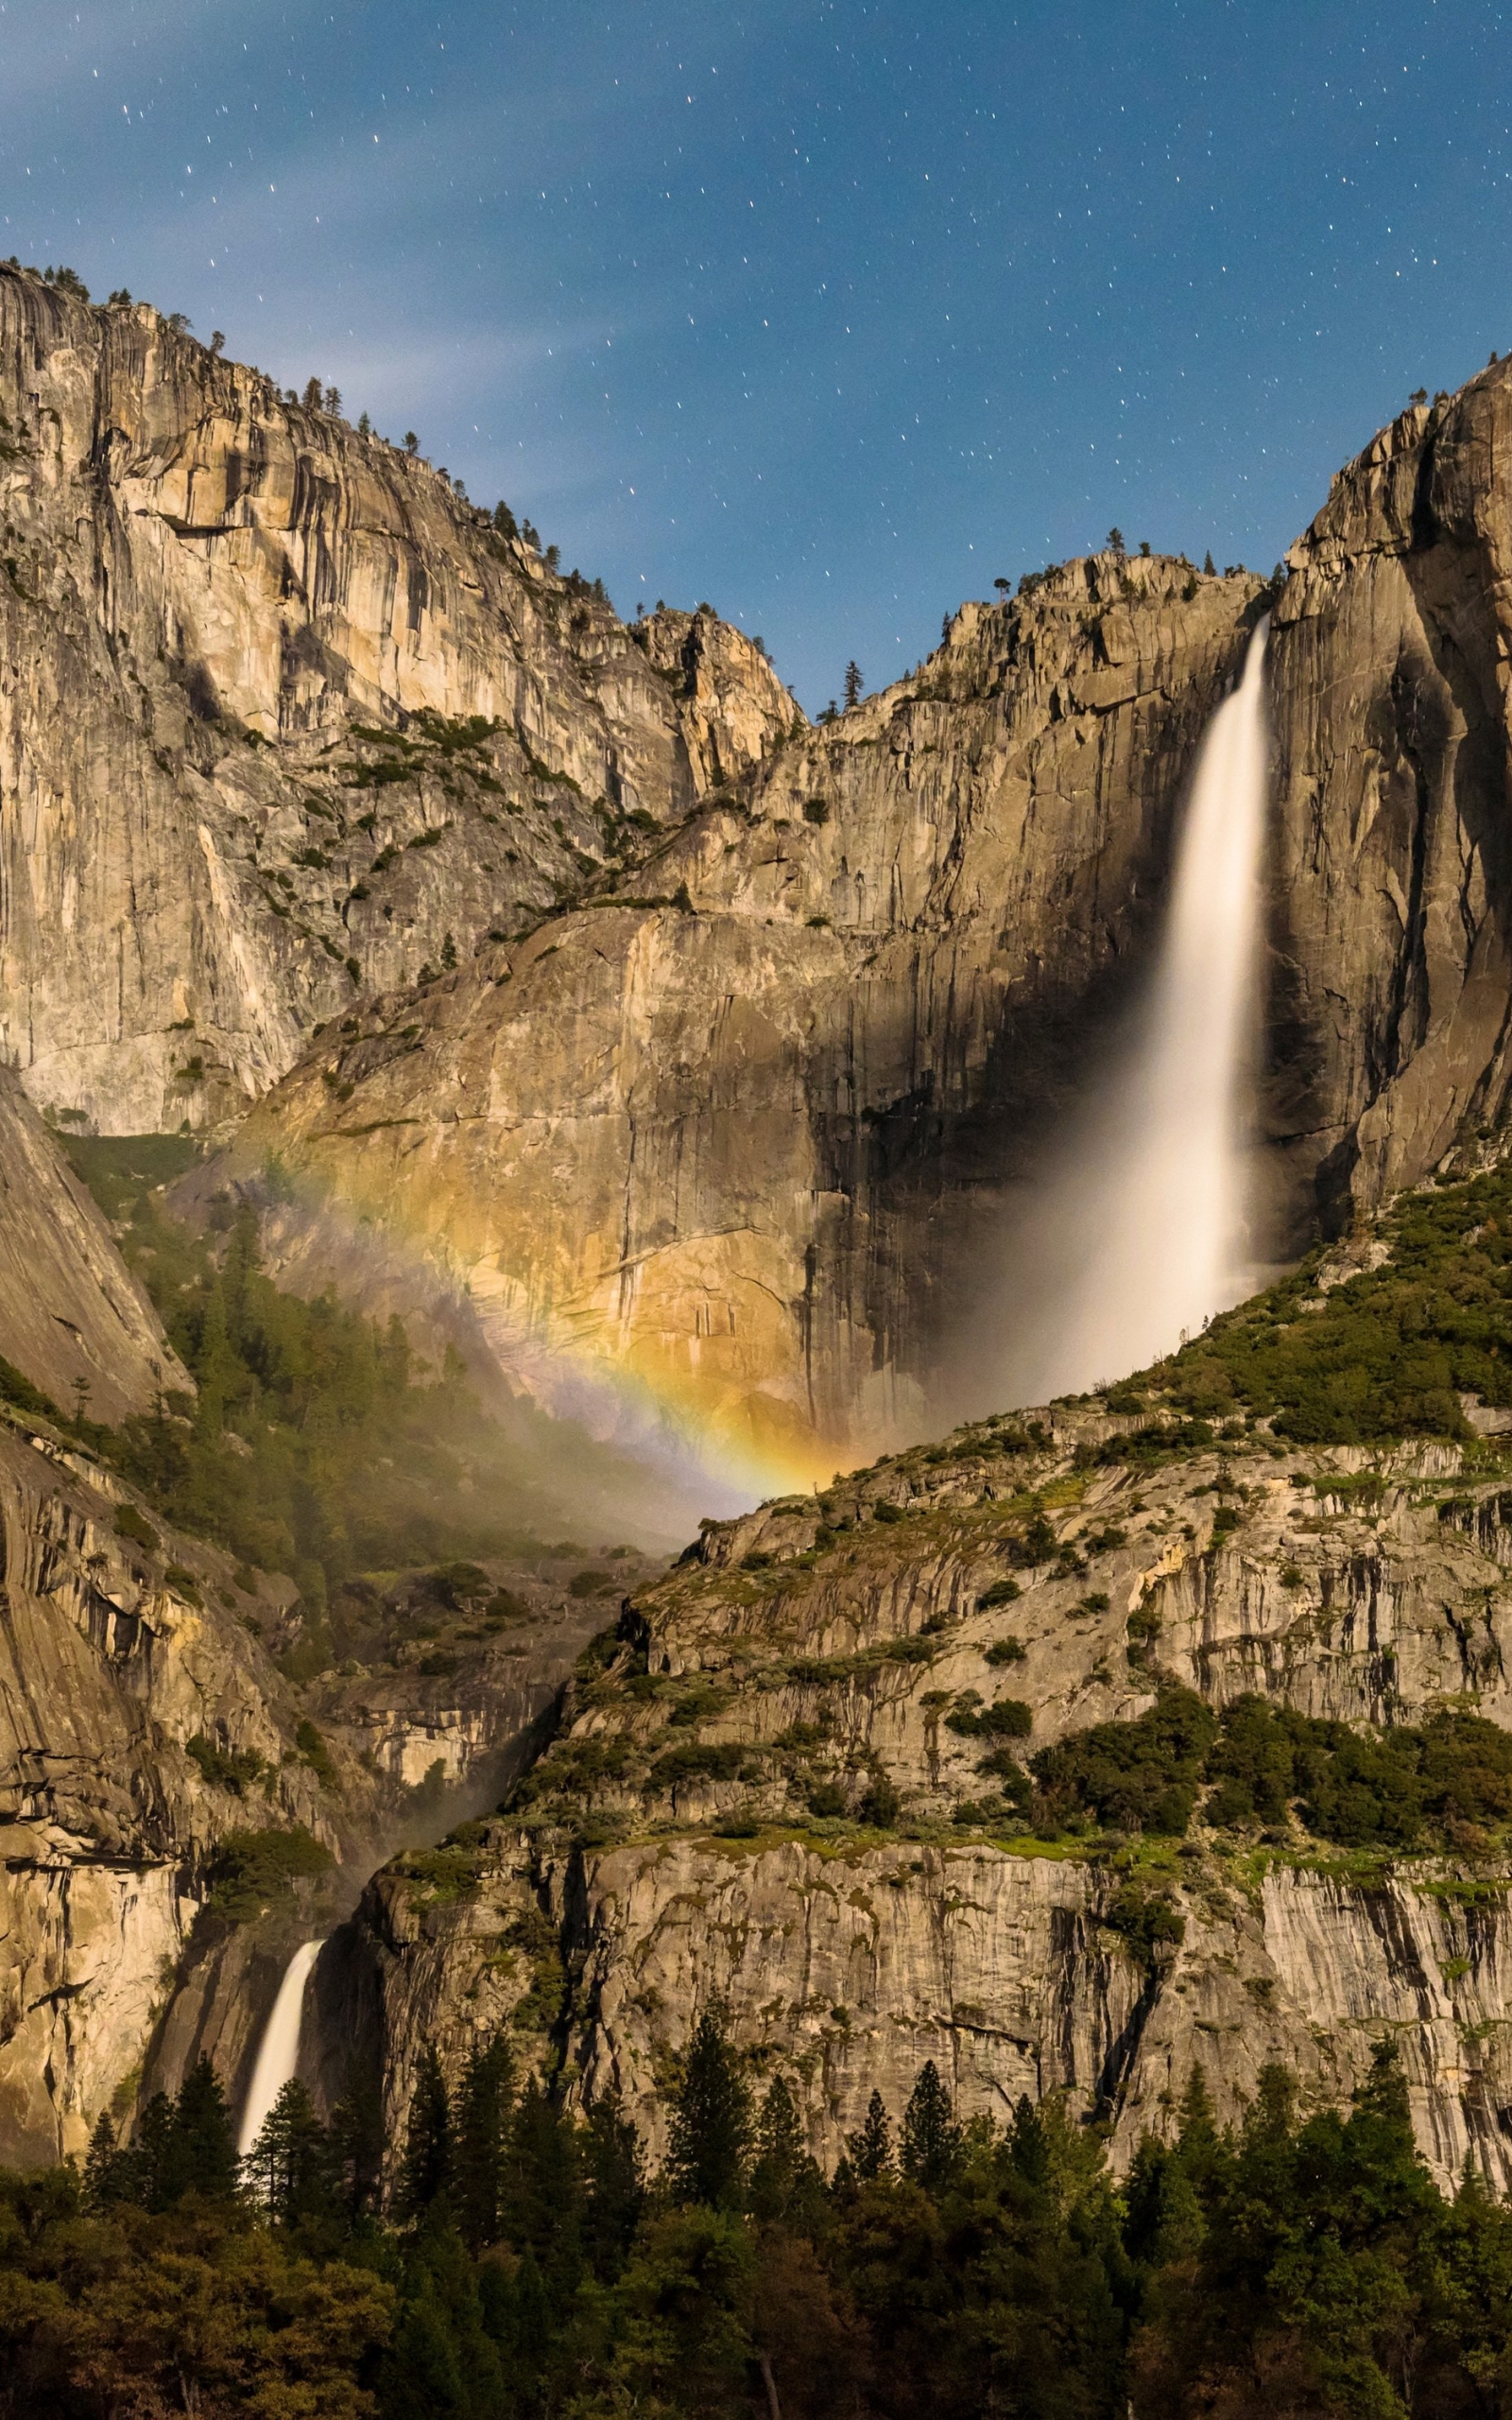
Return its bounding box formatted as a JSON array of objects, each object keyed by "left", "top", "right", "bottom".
[
  {"left": 184, "top": 1735, "right": 266, "bottom": 1793},
  {"left": 198, "top": 1826, "right": 331, "bottom": 1928},
  {"left": 0, "top": 1354, "right": 58, "bottom": 1418},
  {"left": 114, "top": 1503, "right": 160, "bottom": 1553},
  {"left": 978, "top": 1579, "right": 1022, "bottom": 1610},
  {"left": 1031, "top": 1688, "right": 1218, "bottom": 1836},
  {"left": 293, "top": 1719, "right": 337, "bottom": 1789},
  {"left": 985, "top": 1634, "right": 1026, "bottom": 1666}
]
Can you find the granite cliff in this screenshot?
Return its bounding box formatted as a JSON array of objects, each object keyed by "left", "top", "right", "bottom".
[
  {"left": 207, "top": 362, "right": 1512, "bottom": 1487},
  {"left": 330, "top": 1164, "right": 1512, "bottom": 2194},
  {"left": 0, "top": 266, "right": 793, "bottom": 1135}
]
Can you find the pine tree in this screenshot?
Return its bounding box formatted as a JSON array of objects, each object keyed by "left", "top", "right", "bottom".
[
  {"left": 502, "top": 2078, "right": 583, "bottom": 2294},
  {"left": 397, "top": 2045, "right": 454, "bottom": 2222},
  {"left": 843, "top": 660, "right": 864, "bottom": 710},
  {"left": 452, "top": 2031, "right": 513, "bottom": 2249},
  {"left": 666, "top": 2003, "right": 751, "bottom": 2211},
  {"left": 1203, "top": 550, "right": 1215, "bottom": 575},
  {"left": 135, "top": 2090, "right": 177, "bottom": 2212},
  {"left": 749, "top": 2076, "right": 808, "bottom": 2221},
  {"left": 247, "top": 2077, "right": 335, "bottom": 2224},
  {"left": 1005, "top": 2094, "right": 1049, "bottom": 2188},
  {"left": 901, "top": 2062, "right": 961, "bottom": 2194},
  {"left": 330, "top": 2073, "right": 386, "bottom": 2220},
  {"left": 83, "top": 2109, "right": 126, "bottom": 2210},
  {"left": 302, "top": 377, "right": 323, "bottom": 409},
  {"left": 1107, "top": 527, "right": 1125, "bottom": 557},
  {"left": 846, "top": 2089, "right": 894, "bottom": 2182},
  {"left": 171, "top": 2058, "right": 240, "bottom": 2200},
  {"left": 581, "top": 2087, "right": 644, "bottom": 2280}
]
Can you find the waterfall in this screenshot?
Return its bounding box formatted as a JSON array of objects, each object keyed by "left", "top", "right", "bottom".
[
  {"left": 237, "top": 1938, "right": 325, "bottom": 2156},
  {"left": 990, "top": 619, "right": 1271, "bottom": 1404}
]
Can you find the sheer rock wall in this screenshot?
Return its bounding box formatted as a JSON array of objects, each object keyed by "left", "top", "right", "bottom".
[{"left": 0, "top": 268, "right": 793, "bottom": 1133}]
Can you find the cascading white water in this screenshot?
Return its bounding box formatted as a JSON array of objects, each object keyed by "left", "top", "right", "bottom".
[
  {"left": 237, "top": 1937, "right": 325, "bottom": 2157},
  {"left": 991, "top": 619, "right": 1271, "bottom": 1404}
]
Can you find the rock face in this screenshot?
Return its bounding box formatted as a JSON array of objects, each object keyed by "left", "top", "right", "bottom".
[
  {"left": 0, "top": 267, "right": 794, "bottom": 1133},
  {"left": 349, "top": 1823, "right": 1512, "bottom": 2198},
  {"left": 215, "top": 562, "right": 1262, "bottom": 1483},
  {"left": 0, "top": 1412, "right": 322, "bottom": 2161},
  {"left": 1267, "top": 364, "right": 1512, "bottom": 1225},
  {"left": 0, "top": 1069, "right": 185, "bottom": 1421}
]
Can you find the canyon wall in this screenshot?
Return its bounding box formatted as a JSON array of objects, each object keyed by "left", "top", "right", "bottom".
[
  {"left": 337, "top": 1318, "right": 1512, "bottom": 2193},
  {"left": 0, "top": 268, "right": 793, "bottom": 1134},
  {"left": 15, "top": 260, "right": 1512, "bottom": 1477},
  {"left": 218, "top": 361, "right": 1512, "bottom": 1476},
  {"left": 214, "top": 561, "right": 1262, "bottom": 1483}
]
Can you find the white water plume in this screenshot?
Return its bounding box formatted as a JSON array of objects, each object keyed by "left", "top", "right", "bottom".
[
  {"left": 237, "top": 1937, "right": 325, "bottom": 2156},
  {"left": 991, "top": 619, "right": 1271, "bottom": 1405}
]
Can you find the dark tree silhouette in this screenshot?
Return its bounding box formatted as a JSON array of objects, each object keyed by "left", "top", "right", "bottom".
[
  {"left": 666, "top": 2002, "right": 751, "bottom": 2210},
  {"left": 901, "top": 2061, "right": 961, "bottom": 2193},
  {"left": 397, "top": 2044, "right": 454, "bottom": 2221}
]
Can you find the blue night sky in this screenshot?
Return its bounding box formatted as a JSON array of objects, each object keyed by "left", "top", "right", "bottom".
[{"left": 2, "top": 1, "right": 1508, "bottom": 709}]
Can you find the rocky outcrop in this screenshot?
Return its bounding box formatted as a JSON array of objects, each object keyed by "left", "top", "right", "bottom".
[
  {"left": 0, "top": 1069, "right": 185, "bottom": 1421},
  {"left": 347, "top": 1821, "right": 1512, "bottom": 2198},
  {"left": 0, "top": 268, "right": 796, "bottom": 1132}
]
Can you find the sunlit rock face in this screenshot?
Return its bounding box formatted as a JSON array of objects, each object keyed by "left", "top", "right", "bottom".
[
  {"left": 0, "top": 268, "right": 794, "bottom": 1133},
  {"left": 218, "top": 563, "right": 1260, "bottom": 1482}
]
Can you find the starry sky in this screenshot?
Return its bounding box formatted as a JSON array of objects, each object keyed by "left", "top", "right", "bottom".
[{"left": 2, "top": 0, "right": 1508, "bottom": 708}]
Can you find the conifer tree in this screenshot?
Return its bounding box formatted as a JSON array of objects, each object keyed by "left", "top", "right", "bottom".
[
  {"left": 666, "top": 2003, "right": 751, "bottom": 2211},
  {"left": 901, "top": 2061, "right": 961, "bottom": 2194},
  {"left": 397, "top": 2045, "right": 454, "bottom": 2222},
  {"left": 83, "top": 2109, "right": 126, "bottom": 2211},
  {"left": 843, "top": 660, "right": 864, "bottom": 710},
  {"left": 170, "top": 2058, "right": 240, "bottom": 2201},
  {"left": 1005, "top": 2093, "right": 1049, "bottom": 2188},
  {"left": 503, "top": 2077, "right": 583, "bottom": 2294},
  {"left": 1203, "top": 550, "right": 1215, "bottom": 575},
  {"left": 749, "top": 2076, "right": 812, "bottom": 2221},
  {"left": 247, "top": 2077, "right": 335, "bottom": 2224},
  {"left": 452, "top": 2030, "right": 513, "bottom": 2249},
  {"left": 330, "top": 2073, "right": 386, "bottom": 2220},
  {"left": 581, "top": 2086, "right": 644, "bottom": 2280},
  {"left": 135, "top": 2090, "right": 177, "bottom": 2212},
  {"left": 847, "top": 2088, "right": 894, "bottom": 2182}
]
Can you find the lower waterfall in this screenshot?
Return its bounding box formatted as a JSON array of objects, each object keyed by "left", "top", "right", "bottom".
[
  {"left": 988, "top": 617, "right": 1271, "bottom": 1406},
  {"left": 237, "top": 1937, "right": 325, "bottom": 2157}
]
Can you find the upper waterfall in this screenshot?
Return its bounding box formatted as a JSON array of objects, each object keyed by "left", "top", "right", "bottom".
[{"left": 992, "top": 618, "right": 1271, "bottom": 1402}]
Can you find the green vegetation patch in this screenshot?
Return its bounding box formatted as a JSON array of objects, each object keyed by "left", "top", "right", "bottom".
[
  {"left": 1026, "top": 1685, "right": 1512, "bottom": 1851},
  {"left": 1152, "top": 1160, "right": 1512, "bottom": 1443},
  {"left": 198, "top": 1825, "right": 331, "bottom": 1929}
]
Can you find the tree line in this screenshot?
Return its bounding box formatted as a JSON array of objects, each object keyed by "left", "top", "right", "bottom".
[{"left": 5, "top": 2012, "right": 1512, "bottom": 2415}]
